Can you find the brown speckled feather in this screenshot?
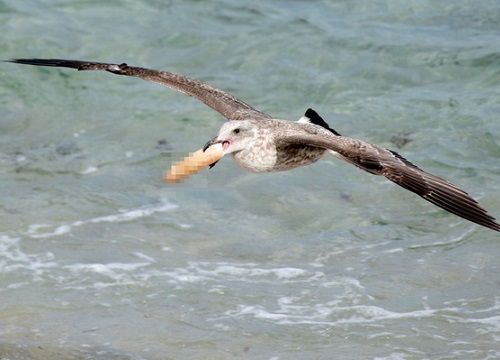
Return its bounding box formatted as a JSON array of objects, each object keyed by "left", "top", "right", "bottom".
[{"left": 6, "top": 59, "right": 271, "bottom": 121}]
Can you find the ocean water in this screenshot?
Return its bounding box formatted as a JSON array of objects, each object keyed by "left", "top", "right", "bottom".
[{"left": 1, "top": 0, "right": 500, "bottom": 359}]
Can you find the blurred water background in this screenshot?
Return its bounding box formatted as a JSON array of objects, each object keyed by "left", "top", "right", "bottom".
[{"left": 1, "top": 1, "right": 499, "bottom": 359}]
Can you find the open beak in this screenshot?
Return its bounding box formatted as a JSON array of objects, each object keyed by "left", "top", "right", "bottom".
[
  {"left": 203, "top": 138, "right": 232, "bottom": 153},
  {"left": 203, "top": 138, "right": 233, "bottom": 169},
  {"left": 203, "top": 137, "right": 218, "bottom": 152},
  {"left": 203, "top": 137, "right": 223, "bottom": 169}
]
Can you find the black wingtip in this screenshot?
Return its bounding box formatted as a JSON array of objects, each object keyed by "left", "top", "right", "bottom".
[
  {"left": 390, "top": 164, "right": 500, "bottom": 232},
  {"left": 304, "top": 108, "right": 341, "bottom": 136},
  {"left": 5, "top": 58, "right": 102, "bottom": 71},
  {"left": 6, "top": 58, "right": 69, "bottom": 66}
]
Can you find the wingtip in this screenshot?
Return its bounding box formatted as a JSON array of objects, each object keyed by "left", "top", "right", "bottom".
[
  {"left": 302, "top": 108, "right": 342, "bottom": 136},
  {"left": 488, "top": 220, "right": 500, "bottom": 232},
  {"left": 4, "top": 58, "right": 53, "bottom": 66}
]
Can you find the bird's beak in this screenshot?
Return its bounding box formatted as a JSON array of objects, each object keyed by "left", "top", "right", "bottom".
[
  {"left": 203, "top": 137, "right": 219, "bottom": 152},
  {"left": 204, "top": 137, "right": 233, "bottom": 156},
  {"left": 203, "top": 137, "right": 222, "bottom": 169}
]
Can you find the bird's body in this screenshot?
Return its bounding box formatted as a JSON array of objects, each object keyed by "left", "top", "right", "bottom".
[
  {"left": 218, "top": 119, "right": 329, "bottom": 173},
  {"left": 6, "top": 58, "right": 500, "bottom": 231}
]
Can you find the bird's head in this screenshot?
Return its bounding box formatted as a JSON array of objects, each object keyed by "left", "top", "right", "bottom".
[{"left": 203, "top": 120, "right": 257, "bottom": 155}]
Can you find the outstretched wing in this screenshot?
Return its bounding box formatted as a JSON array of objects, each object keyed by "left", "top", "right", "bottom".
[
  {"left": 7, "top": 58, "right": 272, "bottom": 121},
  {"left": 281, "top": 126, "right": 500, "bottom": 232}
]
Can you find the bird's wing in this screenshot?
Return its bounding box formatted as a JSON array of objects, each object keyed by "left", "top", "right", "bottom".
[
  {"left": 7, "top": 58, "right": 272, "bottom": 121},
  {"left": 280, "top": 127, "right": 500, "bottom": 231}
]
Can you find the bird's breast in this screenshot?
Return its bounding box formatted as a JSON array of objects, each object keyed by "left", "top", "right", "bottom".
[
  {"left": 230, "top": 144, "right": 278, "bottom": 173},
  {"left": 231, "top": 143, "right": 327, "bottom": 173}
]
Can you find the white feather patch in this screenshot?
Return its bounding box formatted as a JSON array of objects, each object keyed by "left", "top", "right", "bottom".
[{"left": 297, "top": 115, "right": 311, "bottom": 124}]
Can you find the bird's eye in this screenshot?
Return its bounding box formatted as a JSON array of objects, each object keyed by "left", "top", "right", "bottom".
[{"left": 233, "top": 128, "right": 240, "bottom": 134}]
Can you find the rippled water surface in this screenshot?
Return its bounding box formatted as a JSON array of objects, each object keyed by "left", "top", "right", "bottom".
[{"left": 1, "top": 1, "right": 499, "bottom": 359}]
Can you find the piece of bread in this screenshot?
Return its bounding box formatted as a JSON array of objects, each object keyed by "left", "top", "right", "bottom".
[{"left": 164, "top": 143, "right": 225, "bottom": 183}]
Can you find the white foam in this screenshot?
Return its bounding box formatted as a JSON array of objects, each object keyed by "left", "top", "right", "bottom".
[
  {"left": 61, "top": 262, "right": 152, "bottom": 290},
  {"left": 223, "top": 301, "right": 441, "bottom": 326},
  {"left": 209, "top": 265, "right": 308, "bottom": 279},
  {"left": 65, "top": 262, "right": 149, "bottom": 275},
  {"left": 236, "top": 305, "right": 289, "bottom": 321},
  {"left": 80, "top": 166, "right": 98, "bottom": 174},
  {"left": 0, "top": 234, "right": 58, "bottom": 282},
  {"left": 133, "top": 252, "right": 156, "bottom": 262},
  {"left": 157, "top": 262, "right": 323, "bottom": 288},
  {"left": 23, "top": 198, "right": 178, "bottom": 239}
]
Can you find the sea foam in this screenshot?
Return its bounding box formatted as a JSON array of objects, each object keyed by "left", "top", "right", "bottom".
[{"left": 22, "top": 198, "right": 178, "bottom": 239}]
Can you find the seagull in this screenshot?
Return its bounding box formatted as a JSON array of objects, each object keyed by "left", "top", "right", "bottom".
[{"left": 6, "top": 58, "right": 500, "bottom": 232}]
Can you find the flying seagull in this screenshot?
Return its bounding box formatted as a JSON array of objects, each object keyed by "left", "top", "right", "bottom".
[{"left": 6, "top": 58, "right": 500, "bottom": 232}]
